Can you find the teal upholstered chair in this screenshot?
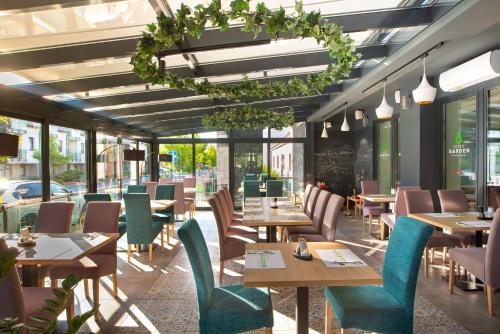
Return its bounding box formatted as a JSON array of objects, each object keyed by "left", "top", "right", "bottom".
[
  {"left": 123, "top": 193, "right": 164, "bottom": 263},
  {"left": 243, "top": 181, "right": 260, "bottom": 203},
  {"left": 244, "top": 174, "right": 258, "bottom": 181},
  {"left": 324, "top": 216, "right": 433, "bottom": 334},
  {"left": 178, "top": 219, "right": 274, "bottom": 334},
  {"left": 127, "top": 185, "right": 147, "bottom": 193},
  {"left": 152, "top": 184, "right": 175, "bottom": 243},
  {"left": 266, "top": 180, "right": 283, "bottom": 198},
  {"left": 83, "top": 193, "right": 126, "bottom": 237}
]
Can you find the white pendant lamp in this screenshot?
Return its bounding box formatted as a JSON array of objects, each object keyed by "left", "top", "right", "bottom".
[
  {"left": 321, "top": 121, "right": 328, "bottom": 138},
  {"left": 375, "top": 80, "right": 394, "bottom": 120},
  {"left": 413, "top": 57, "right": 437, "bottom": 104},
  {"left": 341, "top": 106, "right": 350, "bottom": 131}
]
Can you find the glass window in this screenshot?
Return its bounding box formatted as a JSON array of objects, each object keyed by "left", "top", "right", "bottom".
[
  {"left": 96, "top": 133, "right": 120, "bottom": 198},
  {"left": 444, "top": 95, "right": 477, "bottom": 201},
  {"left": 195, "top": 143, "right": 229, "bottom": 207},
  {"left": 270, "top": 122, "right": 306, "bottom": 138},
  {"left": 121, "top": 138, "right": 136, "bottom": 192},
  {"left": 233, "top": 142, "right": 266, "bottom": 206},
  {"left": 159, "top": 143, "right": 193, "bottom": 181},
  {"left": 487, "top": 87, "right": 500, "bottom": 209},
  {"left": 377, "top": 121, "right": 392, "bottom": 194},
  {"left": 270, "top": 142, "right": 304, "bottom": 200},
  {"left": 48, "top": 125, "right": 87, "bottom": 227},
  {"left": 139, "top": 142, "right": 151, "bottom": 184},
  {"left": 0, "top": 116, "right": 42, "bottom": 233}
]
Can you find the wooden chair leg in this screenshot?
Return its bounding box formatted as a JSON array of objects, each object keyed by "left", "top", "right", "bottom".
[
  {"left": 112, "top": 272, "right": 118, "bottom": 298},
  {"left": 443, "top": 247, "right": 448, "bottom": 264},
  {"left": 66, "top": 302, "right": 74, "bottom": 328},
  {"left": 136, "top": 244, "right": 140, "bottom": 252},
  {"left": 160, "top": 230, "right": 164, "bottom": 248},
  {"left": 167, "top": 224, "right": 171, "bottom": 244},
  {"left": 380, "top": 219, "right": 385, "bottom": 241},
  {"left": 340, "top": 329, "right": 352, "bottom": 334},
  {"left": 84, "top": 279, "right": 90, "bottom": 298},
  {"left": 280, "top": 226, "right": 284, "bottom": 243},
  {"left": 424, "top": 247, "right": 429, "bottom": 278},
  {"left": 368, "top": 214, "right": 372, "bottom": 234},
  {"left": 264, "top": 327, "right": 273, "bottom": 334},
  {"left": 219, "top": 261, "right": 224, "bottom": 284},
  {"left": 51, "top": 278, "right": 57, "bottom": 288},
  {"left": 325, "top": 300, "right": 333, "bottom": 334},
  {"left": 487, "top": 285, "right": 495, "bottom": 316},
  {"left": 448, "top": 260, "right": 455, "bottom": 294},
  {"left": 127, "top": 244, "right": 131, "bottom": 263},
  {"left": 430, "top": 248, "right": 435, "bottom": 264},
  {"left": 92, "top": 279, "right": 100, "bottom": 320},
  {"left": 149, "top": 244, "right": 153, "bottom": 262}
]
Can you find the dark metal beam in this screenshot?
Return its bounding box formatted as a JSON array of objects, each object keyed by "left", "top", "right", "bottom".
[
  {"left": 109, "top": 95, "right": 329, "bottom": 118},
  {"left": 0, "top": 6, "right": 442, "bottom": 71}
]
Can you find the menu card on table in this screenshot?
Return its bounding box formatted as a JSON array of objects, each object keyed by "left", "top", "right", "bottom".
[
  {"left": 425, "top": 213, "right": 462, "bottom": 218},
  {"left": 246, "top": 250, "right": 286, "bottom": 269},
  {"left": 455, "top": 221, "right": 492, "bottom": 228},
  {"left": 244, "top": 214, "right": 265, "bottom": 220},
  {"left": 316, "top": 249, "right": 366, "bottom": 268}
]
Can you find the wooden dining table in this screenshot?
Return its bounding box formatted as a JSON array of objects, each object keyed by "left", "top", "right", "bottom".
[
  {"left": 242, "top": 198, "right": 312, "bottom": 242},
  {"left": 1, "top": 232, "right": 118, "bottom": 287},
  {"left": 244, "top": 242, "right": 382, "bottom": 334},
  {"left": 358, "top": 194, "right": 395, "bottom": 239},
  {"left": 120, "top": 199, "right": 176, "bottom": 211},
  {"left": 408, "top": 211, "right": 492, "bottom": 290}
]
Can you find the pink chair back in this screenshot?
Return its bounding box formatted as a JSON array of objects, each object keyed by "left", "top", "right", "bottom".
[
  {"left": 221, "top": 186, "right": 235, "bottom": 214},
  {"left": 84, "top": 202, "right": 121, "bottom": 254},
  {"left": 172, "top": 181, "right": 186, "bottom": 215},
  {"left": 321, "top": 194, "right": 345, "bottom": 241},
  {"left": 303, "top": 184, "right": 313, "bottom": 213},
  {"left": 145, "top": 182, "right": 158, "bottom": 200},
  {"left": 437, "top": 189, "right": 468, "bottom": 213},
  {"left": 404, "top": 190, "right": 434, "bottom": 214},
  {"left": 361, "top": 180, "right": 380, "bottom": 207},
  {"left": 214, "top": 192, "right": 231, "bottom": 228},
  {"left": 395, "top": 186, "right": 421, "bottom": 218},
  {"left": 183, "top": 176, "right": 196, "bottom": 188},
  {"left": 0, "top": 239, "right": 25, "bottom": 323},
  {"left": 305, "top": 187, "right": 320, "bottom": 218},
  {"left": 311, "top": 190, "right": 332, "bottom": 232},
  {"left": 486, "top": 209, "right": 500, "bottom": 287},
  {"left": 35, "top": 202, "right": 74, "bottom": 233},
  {"left": 208, "top": 195, "right": 228, "bottom": 237}
]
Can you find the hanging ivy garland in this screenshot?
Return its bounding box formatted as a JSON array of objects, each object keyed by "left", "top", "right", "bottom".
[
  {"left": 202, "top": 104, "right": 295, "bottom": 130},
  {"left": 131, "top": 0, "right": 360, "bottom": 101}
]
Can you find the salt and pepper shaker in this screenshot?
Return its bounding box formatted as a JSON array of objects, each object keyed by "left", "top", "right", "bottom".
[
  {"left": 295, "top": 235, "right": 310, "bottom": 257},
  {"left": 271, "top": 197, "right": 278, "bottom": 209}
]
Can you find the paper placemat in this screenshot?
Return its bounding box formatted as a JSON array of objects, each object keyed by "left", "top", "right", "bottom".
[
  {"left": 284, "top": 213, "right": 308, "bottom": 220},
  {"left": 455, "top": 220, "right": 491, "bottom": 228},
  {"left": 425, "top": 213, "right": 462, "bottom": 218},
  {"left": 245, "top": 198, "right": 261, "bottom": 203},
  {"left": 244, "top": 202, "right": 262, "bottom": 208},
  {"left": 244, "top": 207, "right": 262, "bottom": 213},
  {"left": 316, "top": 249, "right": 366, "bottom": 268},
  {"left": 244, "top": 214, "right": 265, "bottom": 220},
  {"left": 246, "top": 250, "right": 286, "bottom": 269}
]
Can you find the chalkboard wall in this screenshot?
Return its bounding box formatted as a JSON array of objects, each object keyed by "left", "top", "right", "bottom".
[{"left": 314, "top": 121, "right": 373, "bottom": 198}]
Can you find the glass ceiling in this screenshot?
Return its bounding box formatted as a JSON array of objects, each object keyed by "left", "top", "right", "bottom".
[{"left": 0, "top": 0, "right": 461, "bottom": 115}]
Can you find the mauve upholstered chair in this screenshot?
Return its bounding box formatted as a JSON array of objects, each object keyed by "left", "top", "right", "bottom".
[
  {"left": 302, "top": 184, "right": 313, "bottom": 213},
  {"left": 437, "top": 188, "right": 484, "bottom": 247},
  {"left": 305, "top": 187, "right": 321, "bottom": 219},
  {"left": 183, "top": 176, "right": 196, "bottom": 213},
  {"left": 285, "top": 189, "right": 331, "bottom": 241},
  {"left": 209, "top": 194, "right": 257, "bottom": 283},
  {"left": 84, "top": 193, "right": 127, "bottom": 238},
  {"left": 288, "top": 194, "right": 344, "bottom": 242},
  {"left": 324, "top": 216, "right": 433, "bottom": 333},
  {"left": 214, "top": 191, "right": 256, "bottom": 233},
  {"left": 34, "top": 201, "right": 74, "bottom": 233},
  {"left": 49, "top": 201, "right": 121, "bottom": 320},
  {"left": 177, "top": 219, "right": 273, "bottom": 334},
  {"left": 361, "top": 180, "right": 384, "bottom": 233},
  {"left": 448, "top": 208, "right": 500, "bottom": 316},
  {"left": 380, "top": 186, "right": 421, "bottom": 240},
  {"left": 221, "top": 186, "right": 243, "bottom": 220},
  {"left": 405, "top": 190, "right": 461, "bottom": 277},
  {"left": 0, "top": 239, "right": 74, "bottom": 331},
  {"left": 172, "top": 181, "right": 194, "bottom": 223},
  {"left": 124, "top": 193, "right": 164, "bottom": 263}
]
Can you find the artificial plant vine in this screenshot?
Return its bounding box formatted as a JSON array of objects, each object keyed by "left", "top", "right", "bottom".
[
  {"left": 202, "top": 104, "right": 294, "bottom": 130},
  {"left": 130, "top": 0, "right": 360, "bottom": 100}
]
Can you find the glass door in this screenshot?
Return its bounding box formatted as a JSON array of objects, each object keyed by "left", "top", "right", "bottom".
[
  {"left": 444, "top": 95, "right": 477, "bottom": 202},
  {"left": 377, "top": 121, "right": 392, "bottom": 194},
  {"left": 233, "top": 143, "right": 265, "bottom": 206},
  {"left": 487, "top": 86, "right": 500, "bottom": 209},
  {"left": 195, "top": 142, "right": 229, "bottom": 208}
]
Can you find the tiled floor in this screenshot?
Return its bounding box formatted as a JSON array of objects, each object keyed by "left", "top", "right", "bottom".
[{"left": 54, "top": 211, "right": 500, "bottom": 333}]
